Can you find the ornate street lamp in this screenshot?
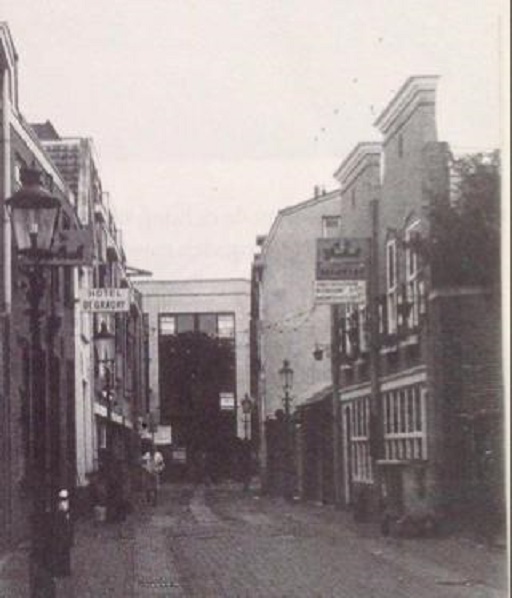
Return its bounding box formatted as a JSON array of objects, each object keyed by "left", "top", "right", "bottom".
[
  {"left": 278, "top": 359, "right": 294, "bottom": 500},
  {"left": 279, "top": 359, "right": 294, "bottom": 396},
  {"left": 93, "top": 321, "right": 116, "bottom": 519},
  {"left": 241, "top": 393, "right": 252, "bottom": 440},
  {"left": 94, "top": 320, "right": 116, "bottom": 364},
  {"left": 7, "top": 168, "right": 61, "bottom": 255},
  {"left": 6, "top": 167, "right": 64, "bottom": 598}
]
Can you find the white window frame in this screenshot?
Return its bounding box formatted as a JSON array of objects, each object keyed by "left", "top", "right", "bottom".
[
  {"left": 405, "top": 221, "right": 421, "bottom": 329},
  {"left": 358, "top": 303, "right": 369, "bottom": 353},
  {"left": 382, "top": 385, "right": 427, "bottom": 462},
  {"left": 344, "top": 303, "right": 359, "bottom": 358},
  {"left": 349, "top": 397, "right": 373, "bottom": 483},
  {"left": 159, "top": 315, "right": 176, "bottom": 336},
  {"left": 217, "top": 314, "right": 235, "bottom": 339},
  {"left": 386, "top": 239, "right": 398, "bottom": 334}
]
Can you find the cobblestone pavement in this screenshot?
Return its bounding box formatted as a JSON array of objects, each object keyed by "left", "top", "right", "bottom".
[
  {"left": 0, "top": 482, "right": 508, "bottom": 597},
  {"left": 158, "top": 484, "right": 508, "bottom": 598}
]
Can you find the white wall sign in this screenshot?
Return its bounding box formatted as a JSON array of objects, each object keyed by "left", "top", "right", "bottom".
[
  {"left": 154, "top": 425, "right": 172, "bottom": 445},
  {"left": 220, "top": 392, "right": 235, "bottom": 411},
  {"left": 79, "top": 288, "right": 130, "bottom": 312},
  {"left": 314, "top": 280, "right": 367, "bottom": 304}
]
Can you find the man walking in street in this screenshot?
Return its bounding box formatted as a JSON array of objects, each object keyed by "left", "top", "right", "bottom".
[{"left": 141, "top": 446, "right": 165, "bottom": 506}]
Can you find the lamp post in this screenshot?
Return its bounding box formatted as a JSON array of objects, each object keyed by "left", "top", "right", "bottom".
[
  {"left": 278, "top": 359, "right": 294, "bottom": 500},
  {"left": 241, "top": 393, "right": 252, "bottom": 440},
  {"left": 240, "top": 394, "right": 253, "bottom": 491},
  {"left": 6, "top": 168, "right": 63, "bottom": 598},
  {"left": 93, "top": 321, "right": 116, "bottom": 520}
]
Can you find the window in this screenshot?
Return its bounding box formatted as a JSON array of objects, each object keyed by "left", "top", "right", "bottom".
[
  {"left": 159, "top": 313, "right": 235, "bottom": 339},
  {"left": 358, "top": 304, "right": 369, "bottom": 353},
  {"left": 159, "top": 315, "right": 176, "bottom": 336},
  {"left": 322, "top": 216, "right": 341, "bottom": 239},
  {"left": 347, "top": 396, "right": 373, "bottom": 483},
  {"left": 386, "top": 240, "right": 398, "bottom": 333},
  {"left": 405, "top": 221, "right": 422, "bottom": 329},
  {"left": 378, "top": 294, "right": 388, "bottom": 337},
  {"left": 198, "top": 314, "right": 217, "bottom": 336},
  {"left": 344, "top": 305, "right": 359, "bottom": 359},
  {"left": 97, "top": 264, "right": 107, "bottom": 289},
  {"left": 176, "top": 314, "right": 194, "bottom": 334},
  {"left": 14, "top": 157, "right": 25, "bottom": 188},
  {"left": 218, "top": 314, "right": 235, "bottom": 339},
  {"left": 387, "top": 241, "right": 396, "bottom": 289},
  {"left": 382, "top": 385, "right": 427, "bottom": 461}
]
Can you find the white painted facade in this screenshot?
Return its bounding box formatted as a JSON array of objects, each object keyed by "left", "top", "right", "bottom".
[{"left": 256, "top": 190, "right": 341, "bottom": 424}]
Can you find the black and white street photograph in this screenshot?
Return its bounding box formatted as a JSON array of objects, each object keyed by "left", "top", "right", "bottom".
[{"left": 0, "top": 1, "right": 509, "bottom": 596}]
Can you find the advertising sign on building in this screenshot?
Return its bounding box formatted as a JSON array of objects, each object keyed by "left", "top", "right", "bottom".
[
  {"left": 79, "top": 288, "right": 131, "bottom": 312},
  {"left": 315, "top": 238, "right": 368, "bottom": 304},
  {"left": 314, "top": 280, "right": 367, "bottom": 304}
]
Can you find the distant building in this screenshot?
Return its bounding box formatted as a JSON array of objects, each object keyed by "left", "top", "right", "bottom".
[{"left": 135, "top": 279, "right": 250, "bottom": 481}]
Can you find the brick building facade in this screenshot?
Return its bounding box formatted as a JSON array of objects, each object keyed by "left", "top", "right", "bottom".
[{"left": 333, "top": 76, "right": 504, "bottom": 531}]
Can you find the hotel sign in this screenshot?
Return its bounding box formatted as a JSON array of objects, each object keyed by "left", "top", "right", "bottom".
[
  {"left": 315, "top": 238, "right": 368, "bottom": 304},
  {"left": 79, "top": 288, "right": 130, "bottom": 312}
]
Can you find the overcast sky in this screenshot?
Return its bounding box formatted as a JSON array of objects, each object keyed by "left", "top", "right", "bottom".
[{"left": 3, "top": 0, "right": 507, "bottom": 280}]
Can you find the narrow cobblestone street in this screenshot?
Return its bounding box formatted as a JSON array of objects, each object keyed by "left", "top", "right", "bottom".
[{"left": 3, "top": 482, "right": 506, "bottom": 597}]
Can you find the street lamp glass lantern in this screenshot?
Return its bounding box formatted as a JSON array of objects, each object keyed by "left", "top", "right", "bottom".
[
  {"left": 94, "top": 321, "right": 116, "bottom": 363},
  {"left": 279, "top": 359, "right": 294, "bottom": 392},
  {"left": 6, "top": 168, "right": 61, "bottom": 254}
]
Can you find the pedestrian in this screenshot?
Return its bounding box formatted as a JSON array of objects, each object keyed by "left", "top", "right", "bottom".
[{"left": 141, "top": 445, "right": 165, "bottom": 506}]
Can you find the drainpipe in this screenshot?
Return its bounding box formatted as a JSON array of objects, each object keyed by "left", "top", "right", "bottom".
[
  {"left": 331, "top": 304, "right": 341, "bottom": 505},
  {"left": 369, "top": 198, "right": 384, "bottom": 512},
  {"left": 1, "top": 63, "right": 13, "bottom": 545},
  {"left": 2, "top": 67, "right": 12, "bottom": 313}
]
